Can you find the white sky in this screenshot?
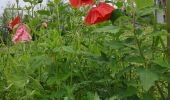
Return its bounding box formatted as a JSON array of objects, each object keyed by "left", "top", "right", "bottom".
[{"left": 0, "top": 0, "right": 48, "bottom": 15}]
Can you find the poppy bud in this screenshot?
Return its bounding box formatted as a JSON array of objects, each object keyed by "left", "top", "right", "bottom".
[{"left": 42, "top": 22, "right": 48, "bottom": 28}]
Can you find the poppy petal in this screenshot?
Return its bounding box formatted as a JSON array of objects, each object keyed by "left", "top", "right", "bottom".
[
  {"left": 97, "top": 2, "right": 115, "bottom": 18},
  {"left": 11, "top": 16, "right": 20, "bottom": 27},
  {"left": 69, "top": 0, "right": 94, "bottom": 8},
  {"left": 69, "top": 0, "right": 81, "bottom": 8},
  {"left": 85, "top": 8, "right": 102, "bottom": 24},
  {"left": 81, "top": 0, "right": 94, "bottom": 5},
  {"left": 84, "top": 2, "right": 115, "bottom": 25}
]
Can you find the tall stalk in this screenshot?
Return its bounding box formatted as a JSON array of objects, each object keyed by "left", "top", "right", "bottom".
[
  {"left": 131, "top": 1, "right": 145, "bottom": 62},
  {"left": 167, "top": 0, "right": 170, "bottom": 99}
]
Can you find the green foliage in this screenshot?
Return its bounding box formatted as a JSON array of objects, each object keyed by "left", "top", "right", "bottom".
[
  {"left": 135, "top": 0, "right": 154, "bottom": 9},
  {"left": 138, "top": 68, "right": 159, "bottom": 91},
  {"left": 0, "top": 0, "right": 168, "bottom": 99},
  {"left": 93, "top": 25, "right": 120, "bottom": 34}
]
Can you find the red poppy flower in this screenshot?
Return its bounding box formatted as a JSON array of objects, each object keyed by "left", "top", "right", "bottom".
[
  {"left": 84, "top": 2, "right": 115, "bottom": 25},
  {"left": 69, "top": 0, "right": 94, "bottom": 8},
  {"left": 8, "top": 16, "right": 20, "bottom": 28}
]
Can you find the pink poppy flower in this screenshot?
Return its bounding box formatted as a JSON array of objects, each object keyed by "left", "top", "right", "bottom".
[{"left": 12, "top": 24, "right": 32, "bottom": 43}]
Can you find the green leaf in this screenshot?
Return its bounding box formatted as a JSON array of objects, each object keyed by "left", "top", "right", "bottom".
[
  {"left": 104, "top": 40, "right": 125, "bottom": 49},
  {"left": 94, "top": 93, "right": 100, "bottom": 100},
  {"left": 53, "top": 47, "right": 60, "bottom": 53},
  {"left": 118, "top": 86, "right": 137, "bottom": 98},
  {"left": 135, "top": 0, "right": 154, "bottom": 10},
  {"left": 47, "top": 71, "right": 71, "bottom": 85},
  {"left": 54, "top": 0, "right": 61, "bottom": 4},
  {"left": 30, "top": 55, "right": 52, "bottom": 71},
  {"left": 9, "top": 73, "right": 28, "bottom": 88},
  {"left": 82, "top": 92, "right": 100, "bottom": 100},
  {"left": 142, "top": 92, "right": 154, "bottom": 100},
  {"left": 29, "top": 76, "right": 44, "bottom": 91},
  {"left": 37, "top": 10, "right": 51, "bottom": 16},
  {"left": 138, "top": 69, "right": 159, "bottom": 91},
  {"left": 149, "top": 30, "right": 170, "bottom": 37},
  {"left": 109, "top": 96, "right": 119, "bottom": 100},
  {"left": 62, "top": 46, "right": 75, "bottom": 53},
  {"left": 115, "top": 1, "right": 124, "bottom": 8},
  {"left": 152, "top": 57, "right": 170, "bottom": 68},
  {"left": 137, "top": 7, "right": 154, "bottom": 17},
  {"left": 93, "top": 26, "right": 120, "bottom": 34},
  {"left": 110, "top": 9, "right": 122, "bottom": 23},
  {"left": 23, "top": 0, "right": 36, "bottom": 4},
  {"left": 125, "top": 55, "right": 144, "bottom": 63},
  {"left": 23, "top": 0, "right": 32, "bottom": 3},
  {"left": 38, "top": 0, "right": 43, "bottom": 3}
]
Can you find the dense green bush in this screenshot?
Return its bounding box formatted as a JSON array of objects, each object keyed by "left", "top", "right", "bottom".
[{"left": 0, "top": 0, "right": 169, "bottom": 99}]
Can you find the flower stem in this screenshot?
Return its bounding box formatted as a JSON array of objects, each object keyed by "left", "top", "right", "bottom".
[{"left": 131, "top": 1, "right": 145, "bottom": 62}]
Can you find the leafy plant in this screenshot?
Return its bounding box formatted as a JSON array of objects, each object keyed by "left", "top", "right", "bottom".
[{"left": 0, "top": 0, "right": 169, "bottom": 99}]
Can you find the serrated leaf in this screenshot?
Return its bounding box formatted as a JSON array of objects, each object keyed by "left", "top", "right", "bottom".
[{"left": 138, "top": 69, "right": 159, "bottom": 91}]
